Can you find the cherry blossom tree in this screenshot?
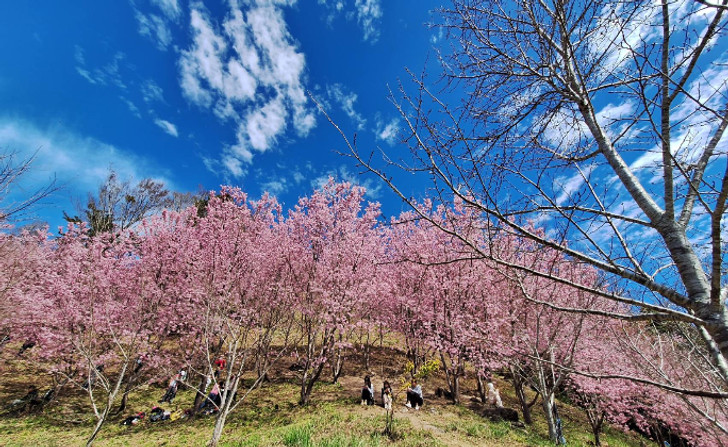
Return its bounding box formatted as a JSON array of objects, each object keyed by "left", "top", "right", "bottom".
[
  {"left": 385, "top": 205, "right": 509, "bottom": 405},
  {"left": 572, "top": 320, "right": 728, "bottom": 446},
  {"left": 20, "top": 221, "right": 183, "bottom": 446},
  {"left": 0, "top": 228, "right": 46, "bottom": 356},
  {"left": 170, "top": 188, "right": 298, "bottom": 447},
  {"left": 283, "top": 180, "right": 383, "bottom": 405},
  {"left": 483, "top": 232, "right": 617, "bottom": 442}
]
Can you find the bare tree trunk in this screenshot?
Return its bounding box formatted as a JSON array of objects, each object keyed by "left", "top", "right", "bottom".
[
  {"left": 363, "top": 330, "right": 371, "bottom": 371},
  {"left": 541, "top": 392, "right": 558, "bottom": 443},
  {"left": 331, "top": 338, "right": 344, "bottom": 384},
  {"left": 476, "top": 375, "right": 487, "bottom": 404},
  {"left": 85, "top": 361, "right": 128, "bottom": 446},
  {"left": 192, "top": 373, "right": 209, "bottom": 415},
  {"left": 439, "top": 352, "right": 461, "bottom": 404},
  {"left": 510, "top": 366, "right": 533, "bottom": 425},
  {"left": 115, "top": 391, "right": 130, "bottom": 416},
  {"left": 300, "top": 359, "right": 327, "bottom": 405},
  {"left": 86, "top": 405, "right": 111, "bottom": 447},
  {"left": 586, "top": 408, "right": 604, "bottom": 447},
  {"left": 207, "top": 376, "right": 242, "bottom": 447},
  {"left": 207, "top": 412, "right": 228, "bottom": 447}
]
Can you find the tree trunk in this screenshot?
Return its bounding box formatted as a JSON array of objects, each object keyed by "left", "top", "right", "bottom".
[
  {"left": 300, "top": 360, "right": 327, "bottom": 405},
  {"left": 207, "top": 373, "right": 243, "bottom": 447},
  {"left": 593, "top": 425, "right": 602, "bottom": 447},
  {"left": 440, "top": 352, "right": 460, "bottom": 404},
  {"left": 115, "top": 390, "right": 130, "bottom": 415},
  {"left": 510, "top": 366, "right": 533, "bottom": 425},
  {"left": 331, "top": 344, "right": 344, "bottom": 384},
  {"left": 207, "top": 406, "right": 229, "bottom": 447},
  {"left": 363, "top": 332, "right": 371, "bottom": 371},
  {"left": 299, "top": 375, "right": 310, "bottom": 406},
  {"left": 86, "top": 360, "right": 128, "bottom": 446},
  {"left": 541, "top": 393, "right": 558, "bottom": 443},
  {"left": 86, "top": 405, "right": 111, "bottom": 446},
  {"left": 452, "top": 374, "right": 460, "bottom": 404},
  {"left": 587, "top": 408, "right": 604, "bottom": 446},
  {"left": 476, "top": 375, "right": 487, "bottom": 404},
  {"left": 192, "top": 374, "right": 209, "bottom": 414}
]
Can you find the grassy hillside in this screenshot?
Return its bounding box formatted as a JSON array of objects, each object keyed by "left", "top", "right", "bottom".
[{"left": 0, "top": 346, "right": 653, "bottom": 446}]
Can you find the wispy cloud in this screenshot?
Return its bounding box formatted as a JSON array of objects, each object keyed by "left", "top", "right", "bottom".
[
  {"left": 74, "top": 46, "right": 128, "bottom": 89},
  {"left": 327, "top": 83, "right": 366, "bottom": 130},
  {"left": 311, "top": 165, "right": 382, "bottom": 199},
  {"left": 151, "top": 0, "right": 181, "bottom": 20},
  {"left": 0, "top": 117, "right": 175, "bottom": 223},
  {"left": 179, "top": 1, "right": 315, "bottom": 177},
  {"left": 132, "top": 0, "right": 181, "bottom": 51},
  {"left": 154, "top": 118, "right": 179, "bottom": 137},
  {"left": 317, "top": 0, "right": 382, "bottom": 42},
  {"left": 135, "top": 11, "right": 174, "bottom": 50},
  {"left": 141, "top": 79, "right": 165, "bottom": 104},
  {"left": 354, "top": 0, "right": 382, "bottom": 42},
  {"left": 375, "top": 116, "right": 399, "bottom": 145},
  {"left": 120, "top": 96, "right": 142, "bottom": 118},
  {"left": 260, "top": 178, "right": 288, "bottom": 196}
]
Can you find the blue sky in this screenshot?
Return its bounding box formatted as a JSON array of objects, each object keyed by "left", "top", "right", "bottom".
[{"left": 0, "top": 0, "right": 443, "bottom": 230}]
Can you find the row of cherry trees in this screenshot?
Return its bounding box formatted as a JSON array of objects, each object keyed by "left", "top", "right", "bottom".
[{"left": 1, "top": 181, "right": 726, "bottom": 446}]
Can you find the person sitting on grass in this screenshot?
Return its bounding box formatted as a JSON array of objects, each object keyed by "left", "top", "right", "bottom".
[
  {"left": 381, "top": 380, "right": 393, "bottom": 410},
  {"left": 405, "top": 378, "right": 423, "bottom": 410},
  {"left": 361, "top": 375, "right": 374, "bottom": 406},
  {"left": 199, "top": 381, "right": 223, "bottom": 414},
  {"left": 486, "top": 381, "right": 503, "bottom": 408}
]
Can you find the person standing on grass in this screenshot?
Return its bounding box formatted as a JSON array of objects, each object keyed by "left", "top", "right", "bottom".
[
  {"left": 381, "top": 380, "right": 393, "bottom": 410},
  {"left": 214, "top": 356, "right": 226, "bottom": 372},
  {"left": 405, "top": 378, "right": 423, "bottom": 410}
]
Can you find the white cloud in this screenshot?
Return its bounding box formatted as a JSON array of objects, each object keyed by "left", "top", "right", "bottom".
[
  {"left": 179, "top": 1, "right": 315, "bottom": 177},
  {"left": 327, "top": 83, "right": 366, "bottom": 130},
  {"left": 245, "top": 96, "right": 286, "bottom": 151},
  {"left": 354, "top": 0, "right": 382, "bottom": 42},
  {"left": 132, "top": 0, "right": 181, "bottom": 50},
  {"left": 151, "top": 0, "right": 181, "bottom": 20},
  {"left": 318, "top": 0, "right": 382, "bottom": 42},
  {"left": 628, "top": 60, "right": 728, "bottom": 176},
  {"left": 0, "top": 117, "right": 175, "bottom": 222},
  {"left": 135, "top": 11, "right": 174, "bottom": 50},
  {"left": 553, "top": 164, "right": 596, "bottom": 206},
  {"left": 431, "top": 28, "right": 444, "bottom": 44},
  {"left": 221, "top": 154, "right": 246, "bottom": 177},
  {"left": 120, "top": 96, "right": 142, "bottom": 118},
  {"left": 292, "top": 170, "right": 305, "bottom": 184},
  {"left": 74, "top": 46, "right": 127, "bottom": 89},
  {"left": 375, "top": 116, "right": 399, "bottom": 145},
  {"left": 154, "top": 119, "right": 179, "bottom": 137},
  {"left": 311, "top": 165, "right": 382, "bottom": 199},
  {"left": 588, "top": 2, "right": 661, "bottom": 77},
  {"left": 141, "top": 79, "right": 165, "bottom": 104},
  {"left": 260, "top": 178, "right": 288, "bottom": 196}
]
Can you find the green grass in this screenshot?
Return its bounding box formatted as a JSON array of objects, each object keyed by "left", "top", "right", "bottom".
[{"left": 282, "top": 423, "right": 313, "bottom": 447}]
